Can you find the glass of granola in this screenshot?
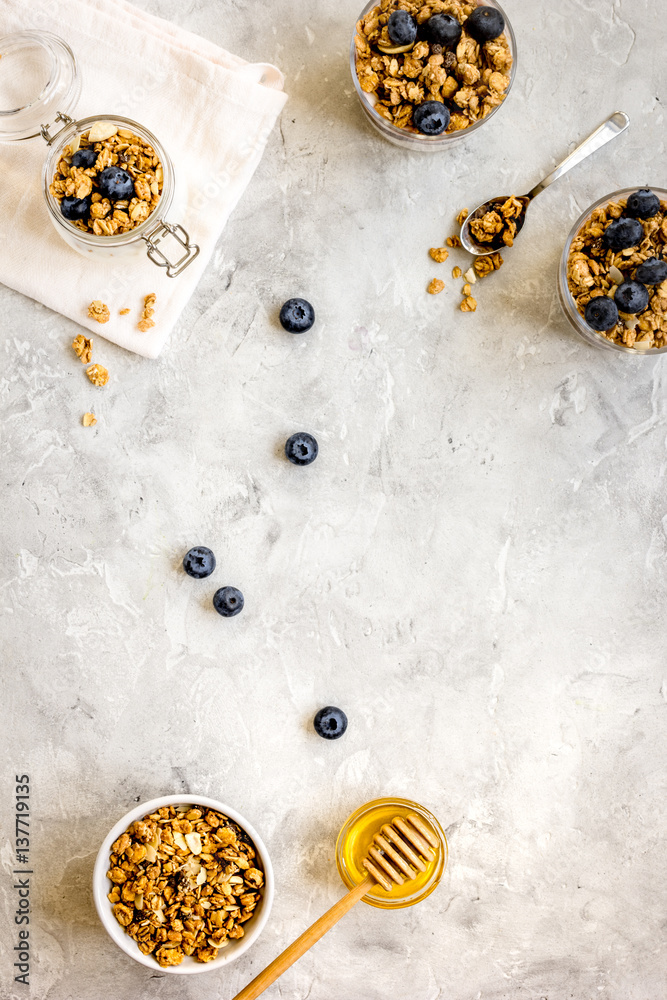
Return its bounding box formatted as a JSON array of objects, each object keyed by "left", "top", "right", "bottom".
[
  {"left": 93, "top": 795, "right": 274, "bottom": 974},
  {"left": 559, "top": 187, "right": 667, "bottom": 354},
  {"left": 350, "top": 0, "right": 516, "bottom": 150}
]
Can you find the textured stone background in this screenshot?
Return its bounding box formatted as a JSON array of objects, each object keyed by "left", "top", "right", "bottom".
[{"left": 1, "top": 0, "right": 666, "bottom": 998}]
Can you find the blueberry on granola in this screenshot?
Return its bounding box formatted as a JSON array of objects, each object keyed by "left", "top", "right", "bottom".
[
  {"left": 213, "top": 586, "right": 244, "bottom": 617},
  {"left": 601, "top": 217, "right": 644, "bottom": 251},
  {"left": 183, "top": 546, "right": 216, "bottom": 579},
  {"left": 626, "top": 188, "right": 660, "bottom": 220},
  {"left": 584, "top": 296, "right": 619, "bottom": 332},
  {"left": 98, "top": 165, "right": 134, "bottom": 202},
  {"left": 279, "top": 298, "right": 315, "bottom": 333},
  {"left": 285, "top": 432, "right": 318, "bottom": 466},
  {"left": 71, "top": 148, "right": 97, "bottom": 169},
  {"left": 60, "top": 195, "right": 91, "bottom": 221},
  {"left": 614, "top": 280, "right": 650, "bottom": 315},
  {"left": 413, "top": 100, "right": 450, "bottom": 135},
  {"left": 635, "top": 257, "right": 667, "bottom": 284},
  {"left": 313, "top": 706, "right": 348, "bottom": 740},
  {"left": 465, "top": 6, "right": 505, "bottom": 42},
  {"left": 422, "top": 13, "right": 462, "bottom": 48},
  {"left": 387, "top": 10, "right": 418, "bottom": 46}
]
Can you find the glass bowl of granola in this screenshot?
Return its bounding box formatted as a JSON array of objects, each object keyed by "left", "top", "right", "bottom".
[
  {"left": 351, "top": 0, "right": 516, "bottom": 150},
  {"left": 93, "top": 795, "right": 274, "bottom": 974},
  {"left": 0, "top": 31, "right": 199, "bottom": 276},
  {"left": 559, "top": 187, "right": 667, "bottom": 354}
]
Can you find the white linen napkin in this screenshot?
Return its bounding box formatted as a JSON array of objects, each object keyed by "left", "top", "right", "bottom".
[{"left": 0, "top": 0, "right": 287, "bottom": 358}]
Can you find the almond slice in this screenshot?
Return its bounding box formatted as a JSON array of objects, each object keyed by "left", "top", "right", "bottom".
[
  {"left": 377, "top": 41, "right": 415, "bottom": 54},
  {"left": 185, "top": 832, "right": 202, "bottom": 855},
  {"left": 88, "top": 121, "right": 118, "bottom": 143},
  {"left": 196, "top": 868, "right": 207, "bottom": 886},
  {"left": 172, "top": 831, "right": 188, "bottom": 852}
]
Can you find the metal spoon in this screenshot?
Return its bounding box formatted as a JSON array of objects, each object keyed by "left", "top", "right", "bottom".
[{"left": 460, "top": 111, "right": 630, "bottom": 256}]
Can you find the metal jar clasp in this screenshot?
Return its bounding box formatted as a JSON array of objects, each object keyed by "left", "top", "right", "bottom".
[
  {"left": 142, "top": 221, "right": 200, "bottom": 277},
  {"left": 40, "top": 112, "right": 75, "bottom": 145}
]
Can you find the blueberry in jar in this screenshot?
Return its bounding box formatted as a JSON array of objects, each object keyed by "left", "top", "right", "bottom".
[
  {"left": 422, "top": 13, "right": 462, "bottom": 48},
  {"left": 279, "top": 298, "right": 315, "bottom": 333},
  {"left": 313, "top": 706, "right": 348, "bottom": 740},
  {"left": 614, "top": 280, "right": 650, "bottom": 315},
  {"left": 584, "top": 296, "right": 619, "bottom": 331},
  {"left": 601, "top": 217, "right": 644, "bottom": 251},
  {"left": 413, "top": 100, "right": 450, "bottom": 135},
  {"left": 626, "top": 188, "right": 661, "bottom": 220},
  {"left": 465, "top": 6, "right": 505, "bottom": 42},
  {"left": 635, "top": 257, "right": 667, "bottom": 284},
  {"left": 387, "top": 10, "right": 418, "bottom": 46},
  {"left": 182, "top": 546, "right": 216, "bottom": 579},
  {"left": 98, "top": 165, "right": 135, "bottom": 202},
  {"left": 213, "top": 586, "right": 244, "bottom": 617},
  {"left": 285, "top": 432, "right": 318, "bottom": 466},
  {"left": 71, "top": 148, "right": 97, "bottom": 169},
  {"left": 60, "top": 195, "right": 91, "bottom": 221}
]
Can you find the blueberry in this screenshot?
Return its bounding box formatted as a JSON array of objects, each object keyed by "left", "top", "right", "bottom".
[
  {"left": 387, "top": 10, "right": 418, "bottom": 46},
  {"left": 626, "top": 188, "right": 661, "bottom": 220},
  {"left": 413, "top": 100, "right": 450, "bottom": 136},
  {"left": 71, "top": 148, "right": 97, "bottom": 169},
  {"left": 213, "top": 586, "right": 244, "bottom": 617},
  {"left": 313, "top": 706, "right": 348, "bottom": 740},
  {"left": 465, "top": 6, "right": 505, "bottom": 42},
  {"left": 183, "top": 546, "right": 216, "bottom": 579},
  {"left": 601, "top": 217, "right": 644, "bottom": 251},
  {"left": 635, "top": 257, "right": 667, "bottom": 284},
  {"left": 584, "top": 296, "right": 619, "bottom": 332},
  {"left": 422, "top": 13, "right": 462, "bottom": 47},
  {"left": 285, "top": 432, "right": 318, "bottom": 466},
  {"left": 614, "top": 280, "right": 650, "bottom": 315},
  {"left": 60, "top": 195, "right": 91, "bottom": 221},
  {"left": 98, "top": 165, "right": 134, "bottom": 202},
  {"left": 279, "top": 298, "right": 315, "bottom": 333}
]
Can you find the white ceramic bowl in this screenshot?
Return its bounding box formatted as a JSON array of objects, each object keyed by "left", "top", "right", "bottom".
[{"left": 93, "top": 794, "right": 274, "bottom": 975}]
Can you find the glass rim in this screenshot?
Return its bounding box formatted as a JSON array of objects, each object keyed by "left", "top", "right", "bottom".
[
  {"left": 558, "top": 186, "right": 667, "bottom": 356},
  {"left": 42, "top": 113, "right": 173, "bottom": 245},
  {"left": 349, "top": 0, "right": 517, "bottom": 146}
]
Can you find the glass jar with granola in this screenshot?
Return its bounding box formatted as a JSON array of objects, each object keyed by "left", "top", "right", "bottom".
[
  {"left": 351, "top": 0, "right": 516, "bottom": 150},
  {"left": 559, "top": 187, "right": 667, "bottom": 355},
  {"left": 0, "top": 30, "right": 199, "bottom": 275}
]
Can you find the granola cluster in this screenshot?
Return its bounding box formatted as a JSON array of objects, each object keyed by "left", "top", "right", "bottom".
[
  {"left": 354, "top": 0, "right": 512, "bottom": 134},
  {"left": 567, "top": 196, "right": 667, "bottom": 349},
  {"left": 468, "top": 196, "right": 524, "bottom": 248},
  {"left": 50, "top": 122, "right": 163, "bottom": 236},
  {"left": 426, "top": 209, "right": 503, "bottom": 310},
  {"left": 138, "top": 293, "right": 157, "bottom": 333},
  {"left": 107, "top": 804, "right": 265, "bottom": 967}
]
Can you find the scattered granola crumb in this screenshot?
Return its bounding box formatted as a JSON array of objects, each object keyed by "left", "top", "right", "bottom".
[
  {"left": 474, "top": 253, "right": 504, "bottom": 278},
  {"left": 119, "top": 308, "right": 131, "bottom": 316},
  {"left": 460, "top": 296, "right": 477, "bottom": 312},
  {"left": 446, "top": 235, "right": 462, "bottom": 248},
  {"left": 88, "top": 300, "right": 110, "bottom": 324},
  {"left": 72, "top": 334, "right": 93, "bottom": 364},
  {"left": 82, "top": 412, "right": 97, "bottom": 427},
  {"left": 427, "top": 278, "right": 445, "bottom": 295},
  {"left": 429, "top": 247, "right": 449, "bottom": 263},
  {"left": 138, "top": 293, "right": 156, "bottom": 332},
  {"left": 462, "top": 283, "right": 472, "bottom": 296},
  {"left": 86, "top": 364, "right": 109, "bottom": 387},
  {"left": 456, "top": 208, "right": 469, "bottom": 227},
  {"left": 107, "top": 803, "right": 265, "bottom": 966},
  {"left": 464, "top": 267, "right": 477, "bottom": 284},
  {"left": 452, "top": 266, "right": 462, "bottom": 279}
]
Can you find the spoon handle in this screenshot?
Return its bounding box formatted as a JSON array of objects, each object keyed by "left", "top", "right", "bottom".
[{"left": 527, "top": 111, "right": 630, "bottom": 199}]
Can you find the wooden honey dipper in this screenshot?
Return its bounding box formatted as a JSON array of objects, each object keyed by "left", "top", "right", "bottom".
[{"left": 233, "top": 813, "right": 439, "bottom": 1000}]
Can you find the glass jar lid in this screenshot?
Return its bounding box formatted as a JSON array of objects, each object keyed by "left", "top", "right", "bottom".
[{"left": 0, "top": 31, "right": 80, "bottom": 141}]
